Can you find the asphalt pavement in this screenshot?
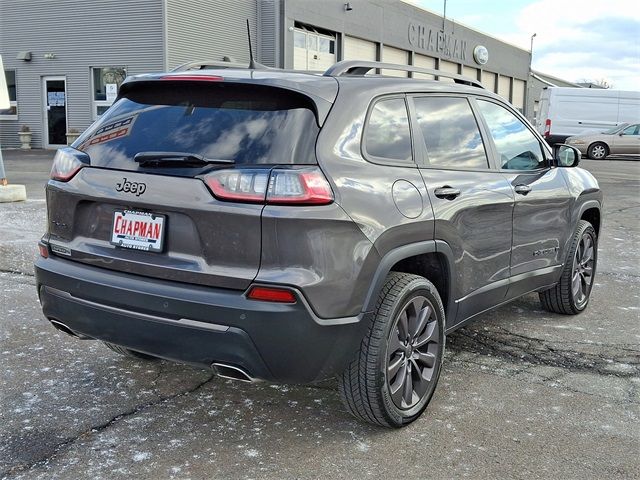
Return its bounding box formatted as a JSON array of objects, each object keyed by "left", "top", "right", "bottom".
[{"left": 0, "top": 150, "right": 638, "bottom": 479}]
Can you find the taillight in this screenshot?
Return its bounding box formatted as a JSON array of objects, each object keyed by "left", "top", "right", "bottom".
[
  {"left": 202, "top": 167, "right": 333, "bottom": 206},
  {"left": 38, "top": 243, "right": 49, "bottom": 258},
  {"left": 50, "top": 147, "right": 90, "bottom": 182},
  {"left": 544, "top": 119, "right": 551, "bottom": 137},
  {"left": 246, "top": 285, "right": 297, "bottom": 303}
]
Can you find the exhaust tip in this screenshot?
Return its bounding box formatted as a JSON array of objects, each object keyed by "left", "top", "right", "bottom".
[
  {"left": 49, "top": 319, "right": 91, "bottom": 339},
  {"left": 212, "top": 363, "right": 256, "bottom": 383}
]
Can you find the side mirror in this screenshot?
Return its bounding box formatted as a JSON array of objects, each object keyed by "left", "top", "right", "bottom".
[{"left": 554, "top": 144, "right": 581, "bottom": 167}]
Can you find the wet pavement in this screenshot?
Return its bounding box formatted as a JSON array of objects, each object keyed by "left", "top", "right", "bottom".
[{"left": 0, "top": 151, "right": 638, "bottom": 479}]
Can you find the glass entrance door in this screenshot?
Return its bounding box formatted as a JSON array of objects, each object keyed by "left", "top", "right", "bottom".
[{"left": 43, "top": 77, "right": 67, "bottom": 147}]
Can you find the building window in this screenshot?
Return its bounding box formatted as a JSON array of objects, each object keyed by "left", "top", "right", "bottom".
[
  {"left": 92, "top": 67, "right": 127, "bottom": 119},
  {"left": 0, "top": 70, "right": 17, "bottom": 119}
]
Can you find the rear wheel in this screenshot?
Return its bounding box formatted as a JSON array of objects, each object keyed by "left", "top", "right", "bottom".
[
  {"left": 103, "top": 342, "right": 158, "bottom": 360},
  {"left": 587, "top": 142, "right": 608, "bottom": 160},
  {"left": 539, "top": 220, "right": 597, "bottom": 314},
  {"left": 338, "top": 272, "right": 445, "bottom": 428}
]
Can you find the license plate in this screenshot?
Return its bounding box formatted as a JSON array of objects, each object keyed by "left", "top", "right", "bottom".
[{"left": 111, "top": 210, "right": 165, "bottom": 252}]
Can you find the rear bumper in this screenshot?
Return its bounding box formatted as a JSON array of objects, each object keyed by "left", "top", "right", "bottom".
[{"left": 35, "top": 255, "right": 371, "bottom": 383}]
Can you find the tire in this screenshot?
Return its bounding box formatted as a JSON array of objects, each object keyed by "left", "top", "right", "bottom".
[
  {"left": 338, "top": 272, "right": 445, "bottom": 428},
  {"left": 539, "top": 220, "right": 597, "bottom": 315},
  {"left": 102, "top": 341, "right": 158, "bottom": 360},
  {"left": 587, "top": 142, "right": 608, "bottom": 160}
]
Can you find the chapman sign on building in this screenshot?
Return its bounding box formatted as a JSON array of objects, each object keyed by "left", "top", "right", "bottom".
[
  {"left": 408, "top": 22, "right": 470, "bottom": 62},
  {"left": 0, "top": 0, "right": 532, "bottom": 149}
]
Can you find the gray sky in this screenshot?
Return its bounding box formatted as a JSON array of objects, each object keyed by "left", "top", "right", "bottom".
[{"left": 404, "top": 0, "right": 640, "bottom": 90}]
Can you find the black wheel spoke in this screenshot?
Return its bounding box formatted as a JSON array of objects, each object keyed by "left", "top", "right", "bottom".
[
  {"left": 412, "top": 304, "right": 431, "bottom": 339},
  {"left": 414, "top": 321, "right": 437, "bottom": 348},
  {"left": 414, "top": 350, "right": 436, "bottom": 368},
  {"left": 402, "top": 363, "right": 414, "bottom": 406},
  {"left": 387, "top": 354, "right": 404, "bottom": 378},
  {"left": 388, "top": 330, "right": 402, "bottom": 355},
  {"left": 397, "top": 311, "right": 409, "bottom": 340},
  {"left": 572, "top": 270, "right": 581, "bottom": 297},
  {"left": 390, "top": 362, "right": 407, "bottom": 405}
]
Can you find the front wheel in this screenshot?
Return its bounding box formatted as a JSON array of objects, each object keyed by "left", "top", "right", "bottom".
[
  {"left": 539, "top": 220, "right": 597, "bottom": 314},
  {"left": 338, "top": 272, "right": 445, "bottom": 428}
]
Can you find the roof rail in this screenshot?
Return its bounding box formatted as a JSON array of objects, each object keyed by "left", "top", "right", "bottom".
[
  {"left": 171, "top": 60, "right": 250, "bottom": 72},
  {"left": 323, "top": 60, "right": 484, "bottom": 89}
]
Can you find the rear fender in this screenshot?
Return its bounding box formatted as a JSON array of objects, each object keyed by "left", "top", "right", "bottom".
[{"left": 361, "top": 240, "right": 456, "bottom": 322}]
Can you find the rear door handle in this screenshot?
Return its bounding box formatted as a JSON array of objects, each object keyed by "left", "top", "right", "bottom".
[
  {"left": 514, "top": 184, "right": 532, "bottom": 195},
  {"left": 434, "top": 187, "right": 461, "bottom": 200}
]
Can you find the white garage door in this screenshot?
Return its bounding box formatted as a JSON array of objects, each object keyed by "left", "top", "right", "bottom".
[
  {"left": 382, "top": 46, "right": 408, "bottom": 77},
  {"left": 498, "top": 75, "right": 512, "bottom": 101},
  {"left": 344, "top": 36, "right": 377, "bottom": 61},
  {"left": 413, "top": 54, "right": 436, "bottom": 79},
  {"left": 512, "top": 78, "right": 526, "bottom": 112},
  {"left": 439, "top": 60, "right": 459, "bottom": 82},
  {"left": 481, "top": 71, "right": 497, "bottom": 92},
  {"left": 462, "top": 65, "right": 479, "bottom": 82}
]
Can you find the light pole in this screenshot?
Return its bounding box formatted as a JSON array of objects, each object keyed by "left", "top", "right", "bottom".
[
  {"left": 530, "top": 33, "right": 537, "bottom": 70},
  {"left": 527, "top": 33, "right": 537, "bottom": 121}
]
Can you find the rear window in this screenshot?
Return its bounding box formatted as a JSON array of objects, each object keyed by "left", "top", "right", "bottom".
[{"left": 76, "top": 82, "right": 320, "bottom": 167}]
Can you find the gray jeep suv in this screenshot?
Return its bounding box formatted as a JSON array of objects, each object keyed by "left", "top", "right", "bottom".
[{"left": 35, "top": 61, "right": 602, "bottom": 427}]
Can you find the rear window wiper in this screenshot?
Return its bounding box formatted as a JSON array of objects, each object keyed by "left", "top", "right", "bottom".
[{"left": 134, "top": 151, "right": 234, "bottom": 167}]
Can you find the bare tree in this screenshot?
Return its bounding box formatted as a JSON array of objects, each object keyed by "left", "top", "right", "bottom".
[{"left": 577, "top": 78, "right": 613, "bottom": 89}]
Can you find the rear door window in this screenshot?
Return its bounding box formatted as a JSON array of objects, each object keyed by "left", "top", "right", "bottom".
[
  {"left": 413, "top": 96, "right": 489, "bottom": 169},
  {"left": 76, "top": 82, "right": 320, "bottom": 169}
]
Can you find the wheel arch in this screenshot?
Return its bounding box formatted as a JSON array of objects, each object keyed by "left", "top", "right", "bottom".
[
  {"left": 580, "top": 204, "right": 601, "bottom": 236},
  {"left": 361, "top": 240, "right": 456, "bottom": 321}
]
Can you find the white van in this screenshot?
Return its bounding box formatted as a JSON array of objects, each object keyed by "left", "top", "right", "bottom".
[{"left": 536, "top": 87, "right": 640, "bottom": 145}]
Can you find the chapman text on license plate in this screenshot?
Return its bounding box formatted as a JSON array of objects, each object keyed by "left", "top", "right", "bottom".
[{"left": 111, "top": 210, "right": 165, "bottom": 252}]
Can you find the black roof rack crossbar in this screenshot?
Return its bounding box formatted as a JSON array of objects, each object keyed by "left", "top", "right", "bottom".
[{"left": 323, "top": 60, "right": 484, "bottom": 89}]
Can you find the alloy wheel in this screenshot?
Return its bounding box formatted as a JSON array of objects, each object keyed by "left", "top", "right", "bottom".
[
  {"left": 386, "top": 296, "right": 440, "bottom": 409},
  {"left": 572, "top": 232, "right": 595, "bottom": 307}
]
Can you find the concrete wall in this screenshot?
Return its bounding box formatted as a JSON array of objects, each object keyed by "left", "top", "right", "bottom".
[
  {"left": 0, "top": 0, "right": 165, "bottom": 148},
  {"left": 165, "top": 0, "right": 258, "bottom": 69}
]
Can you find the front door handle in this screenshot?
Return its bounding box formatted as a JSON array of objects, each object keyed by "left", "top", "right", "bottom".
[
  {"left": 514, "top": 184, "right": 532, "bottom": 195},
  {"left": 434, "top": 187, "right": 461, "bottom": 200}
]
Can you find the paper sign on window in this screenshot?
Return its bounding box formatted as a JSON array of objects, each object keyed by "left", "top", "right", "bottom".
[
  {"left": 106, "top": 83, "right": 117, "bottom": 102},
  {"left": 47, "top": 92, "right": 65, "bottom": 107}
]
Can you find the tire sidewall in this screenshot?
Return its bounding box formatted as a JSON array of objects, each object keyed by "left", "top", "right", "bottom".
[{"left": 377, "top": 279, "right": 445, "bottom": 426}]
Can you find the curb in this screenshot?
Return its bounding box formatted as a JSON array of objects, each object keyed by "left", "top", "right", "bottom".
[{"left": 0, "top": 184, "right": 27, "bottom": 202}]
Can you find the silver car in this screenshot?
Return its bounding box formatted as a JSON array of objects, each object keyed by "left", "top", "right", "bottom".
[{"left": 566, "top": 123, "right": 640, "bottom": 159}]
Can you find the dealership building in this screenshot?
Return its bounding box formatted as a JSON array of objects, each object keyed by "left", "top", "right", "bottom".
[{"left": 1, "top": 0, "right": 535, "bottom": 149}]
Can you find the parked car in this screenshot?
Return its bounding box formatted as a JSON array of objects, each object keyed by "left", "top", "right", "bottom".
[
  {"left": 566, "top": 123, "right": 640, "bottom": 159},
  {"left": 536, "top": 86, "right": 640, "bottom": 145},
  {"left": 35, "top": 61, "right": 602, "bottom": 428}
]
